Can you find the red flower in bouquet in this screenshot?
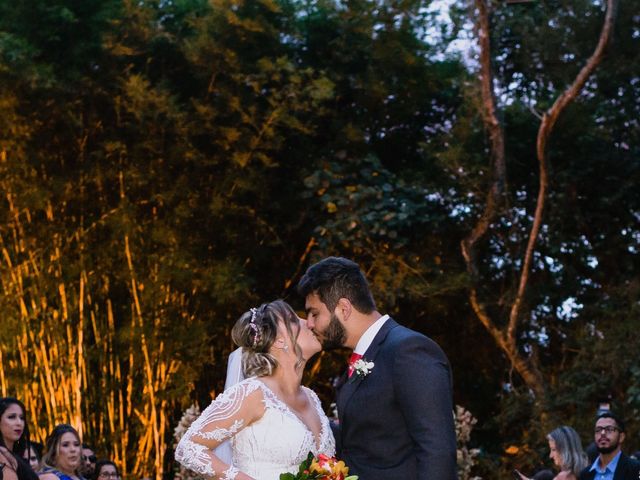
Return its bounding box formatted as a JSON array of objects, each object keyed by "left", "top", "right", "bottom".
[{"left": 279, "top": 452, "right": 358, "bottom": 480}]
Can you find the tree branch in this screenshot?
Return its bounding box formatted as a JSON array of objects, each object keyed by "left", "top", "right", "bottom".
[
  {"left": 462, "top": 0, "right": 618, "bottom": 399},
  {"left": 507, "top": 0, "right": 619, "bottom": 341},
  {"left": 462, "top": 0, "right": 546, "bottom": 394},
  {"left": 461, "top": 0, "right": 507, "bottom": 278},
  {"left": 282, "top": 236, "right": 316, "bottom": 293}
]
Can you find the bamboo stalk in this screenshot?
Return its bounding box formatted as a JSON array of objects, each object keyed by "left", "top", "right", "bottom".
[
  {"left": 1, "top": 175, "right": 197, "bottom": 480},
  {"left": 75, "top": 273, "right": 85, "bottom": 437},
  {"left": 0, "top": 348, "right": 6, "bottom": 397}
]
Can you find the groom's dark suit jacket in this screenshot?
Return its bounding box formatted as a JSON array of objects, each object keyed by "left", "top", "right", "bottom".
[
  {"left": 333, "top": 318, "right": 457, "bottom": 480},
  {"left": 579, "top": 453, "right": 640, "bottom": 480}
]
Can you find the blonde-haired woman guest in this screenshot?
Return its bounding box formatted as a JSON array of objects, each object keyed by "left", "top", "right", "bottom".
[
  {"left": 516, "top": 426, "right": 587, "bottom": 480},
  {"left": 39, "top": 425, "right": 83, "bottom": 480},
  {"left": 547, "top": 426, "right": 588, "bottom": 480}
]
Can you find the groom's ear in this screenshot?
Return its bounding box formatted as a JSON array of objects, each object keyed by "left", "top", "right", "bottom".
[{"left": 335, "top": 298, "right": 352, "bottom": 322}]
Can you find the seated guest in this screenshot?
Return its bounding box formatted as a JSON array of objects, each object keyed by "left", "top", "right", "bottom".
[
  {"left": 0, "top": 398, "right": 38, "bottom": 480},
  {"left": 23, "top": 443, "right": 43, "bottom": 472},
  {"left": 93, "top": 461, "right": 120, "bottom": 480},
  {"left": 515, "top": 426, "right": 587, "bottom": 480},
  {"left": 546, "top": 426, "right": 587, "bottom": 480},
  {"left": 39, "top": 425, "right": 83, "bottom": 480},
  {"left": 80, "top": 446, "right": 96, "bottom": 479}
]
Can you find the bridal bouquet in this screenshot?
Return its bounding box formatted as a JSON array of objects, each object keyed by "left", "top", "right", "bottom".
[{"left": 280, "top": 453, "right": 358, "bottom": 480}]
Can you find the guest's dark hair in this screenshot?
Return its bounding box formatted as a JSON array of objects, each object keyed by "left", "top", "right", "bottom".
[
  {"left": 28, "top": 441, "right": 43, "bottom": 459},
  {"left": 93, "top": 460, "right": 120, "bottom": 480},
  {"left": 41, "top": 424, "right": 81, "bottom": 471},
  {"left": 297, "top": 257, "right": 376, "bottom": 313},
  {"left": 0, "top": 397, "right": 30, "bottom": 456},
  {"left": 597, "top": 411, "right": 625, "bottom": 432},
  {"left": 232, "top": 300, "right": 303, "bottom": 377}
]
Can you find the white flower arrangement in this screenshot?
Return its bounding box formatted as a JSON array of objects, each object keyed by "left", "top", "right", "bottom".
[
  {"left": 174, "top": 404, "right": 206, "bottom": 480},
  {"left": 173, "top": 403, "right": 201, "bottom": 443},
  {"left": 454, "top": 405, "right": 482, "bottom": 480}
]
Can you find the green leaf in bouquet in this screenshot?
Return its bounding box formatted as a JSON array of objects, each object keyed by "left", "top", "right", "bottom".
[{"left": 298, "top": 452, "right": 314, "bottom": 473}]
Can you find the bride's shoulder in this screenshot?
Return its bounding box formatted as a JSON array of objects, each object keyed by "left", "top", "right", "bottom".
[
  {"left": 197, "top": 377, "right": 267, "bottom": 421},
  {"left": 214, "top": 377, "right": 266, "bottom": 402}
]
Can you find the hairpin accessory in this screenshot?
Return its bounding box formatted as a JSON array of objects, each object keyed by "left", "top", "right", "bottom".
[{"left": 249, "top": 307, "right": 261, "bottom": 347}]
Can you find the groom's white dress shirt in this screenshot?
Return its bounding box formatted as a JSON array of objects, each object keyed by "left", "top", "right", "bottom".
[{"left": 353, "top": 314, "right": 389, "bottom": 356}]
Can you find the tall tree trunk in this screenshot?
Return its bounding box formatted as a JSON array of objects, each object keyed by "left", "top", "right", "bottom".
[{"left": 463, "top": 0, "right": 619, "bottom": 407}]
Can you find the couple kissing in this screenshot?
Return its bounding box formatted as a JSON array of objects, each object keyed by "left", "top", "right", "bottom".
[{"left": 175, "top": 256, "right": 458, "bottom": 480}]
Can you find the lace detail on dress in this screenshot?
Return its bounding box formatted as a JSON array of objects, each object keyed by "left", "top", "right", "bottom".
[
  {"left": 175, "top": 380, "right": 262, "bottom": 477},
  {"left": 176, "top": 377, "right": 336, "bottom": 480},
  {"left": 304, "top": 386, "right": 334, "bottom": 455},
  {"left": 220, "top": 466, "right": 239, "bottom": 480},
  {"left": 258, "top": 386, "right": 312, "bottom": 461},
  {"left": 175, "top": 440, "right": 216, "bottom": 477},
  {"left": 191, "top": 381, "right": 260, "bottom": 432},
  {"left": 232, "top": 379, "right": 336, "bottom": 479},
  {"left": 196, "top": 419, "right": 244, "bottom": 441}
]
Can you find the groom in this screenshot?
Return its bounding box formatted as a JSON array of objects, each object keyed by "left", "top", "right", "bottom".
[{"left": 298, "top": 257, "right": 458, "bottom": 480}]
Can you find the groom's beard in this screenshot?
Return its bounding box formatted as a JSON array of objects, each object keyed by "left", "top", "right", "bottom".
[{"left": 320, "top": 312, "right": 347, "bottom": 350}]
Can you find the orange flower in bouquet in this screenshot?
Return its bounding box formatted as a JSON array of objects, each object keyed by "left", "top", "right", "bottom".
[{"left": 280, "top": 452, "right": 358, "bottom": 480}]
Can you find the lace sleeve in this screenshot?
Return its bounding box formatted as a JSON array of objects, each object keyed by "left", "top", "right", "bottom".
[{"left": 175, "top": 379, "right": 264, "bottom": 478}]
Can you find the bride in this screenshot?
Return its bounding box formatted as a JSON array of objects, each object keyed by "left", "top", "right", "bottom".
[{"left": 175, "top": 300, "right": 335, "bottom": 480}]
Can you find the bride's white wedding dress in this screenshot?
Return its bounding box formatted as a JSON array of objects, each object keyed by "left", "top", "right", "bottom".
[{"left": 175, "top": 377, "right": 335, "bottom": 480}]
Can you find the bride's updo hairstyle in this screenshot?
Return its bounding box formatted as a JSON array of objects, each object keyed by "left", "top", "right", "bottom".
[{"left": 232, "top": 300, "right": 303, "bottom": 377}]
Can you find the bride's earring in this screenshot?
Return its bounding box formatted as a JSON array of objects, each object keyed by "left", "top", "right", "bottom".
[{"left": 276, "top": 338, "right": 289, "bottom": 353}]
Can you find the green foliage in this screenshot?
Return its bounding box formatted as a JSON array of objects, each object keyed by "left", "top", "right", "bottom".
[
  {"left": 441, "top": 1, "right": 640, "bottom": 477},
  {"left": 302, "top": 154, "right": 467, "bottom": 309},
  {"left": 1, "top": 0, "right": 639, "bottom": 478},
  {"left": 279, "top": 452, "right": 314, "bottom": 480}
]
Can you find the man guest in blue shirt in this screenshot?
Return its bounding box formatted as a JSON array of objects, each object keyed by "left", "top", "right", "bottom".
[{"left": 579, "top": 412, "right": 640, "bottom": 480}]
